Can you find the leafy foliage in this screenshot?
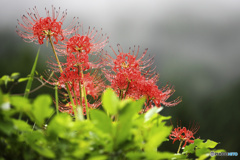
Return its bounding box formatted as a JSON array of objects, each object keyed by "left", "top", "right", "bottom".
[{"left": 0, "top": 88, "right": 223, "bottom": 159}]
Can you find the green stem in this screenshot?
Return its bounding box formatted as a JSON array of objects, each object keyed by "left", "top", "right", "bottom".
[
  {"left": 48, "top": 36, "right": 76, "bottom": 118},
  {"left": 124, "top": 82, "right": 130, "bottom": 99},
  {"left": 78, "top": 66, "right": 83, "bottom": 109},
  {"left": 72, "top": 83, "right": 79, "bottom": 120},
  {"left": 78, "top": 66, "right": 89, "bottom": 120},
  {"left": 55, "top": 85, "right": 59, "bottom": 115}
]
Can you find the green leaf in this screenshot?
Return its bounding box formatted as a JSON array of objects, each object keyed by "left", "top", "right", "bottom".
[
  {"left": 0, "top": 75, "right": 12, "bottom": 87},
  {"left": 0, "top": 89, "right": 3, "bottom": 105},
  {"left": 10, "top": 72, "right": 20, "bottom": 80},
  {"left": 90, "top": 109, "right": 112, "bottom": 135},
  {"left": 198, "top": 139, "right": 218, "bottom": 149},
  {"left": 32, "top": 95, "right": 53, "bottom": 127},
  {"left": 88, "top": 155, "right": 108, "bottom": 160},
  {"left": 102, "top": 88, "right": 119, "bottom": 115},
  {"left": 0, "top": 120, "right": 14, "bottom": 135},
  {"left": 198, "top": 153, "right": 210, "bottom": 160},
  {"left": 23, "top": 132, "right": 55, "bottom": 158},
  {"left": 47, "top": 113, "right": 75, "bottom": 139},
  {"left": 24, "top": 48, "right": 40, "bottom": 98},
  {"left": 115, "top": 99, "right": 143, "bottom": 146},
  {"left": 144, "top": 123, "right": 172, "bottom": 152},
  {"left": 183, "top": 143, "right": 196, "bottom": 154},
  {"left": 12, "top": 119, "right": 32, "bottom": 132},
  {"left": 18, "top": 77, "right": 29, "bottom": 83},
  {"left": 10, "top": 96, "right": 32, "bottom": 113},
  {"left": 144, "top": 151, "right": 182, "bottom": 160},
  {"left": 126, "top": 152, "right": 145, "bottom": 159},
  {"left": 196, "top": 147, "right": 210, "bottom": 157}
]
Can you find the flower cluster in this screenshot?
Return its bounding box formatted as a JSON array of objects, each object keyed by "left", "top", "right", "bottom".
[
  {"left": 17, "top": 6, "right": 181, "bottom": 115},
  {"left": 103, "top": 45, "right": 181, "bottom": 112},
  {"left": 169, "top": 122, "right": 200, "bottom": 148}
]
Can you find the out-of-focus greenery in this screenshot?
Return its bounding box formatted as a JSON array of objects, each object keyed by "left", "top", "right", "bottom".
[{"left": 0, "top": 88, "right": 223, "bottom": 159}]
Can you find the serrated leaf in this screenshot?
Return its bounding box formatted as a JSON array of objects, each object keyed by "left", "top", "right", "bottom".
[
  {"left": 198, "top": 139, "right": 218, "bottom": 149},
  {"left": 184, "top": 143, "right": 196, "bottom": 154},
  {"left": 102, "top": 88, "right": 119, "bottom": 115}
]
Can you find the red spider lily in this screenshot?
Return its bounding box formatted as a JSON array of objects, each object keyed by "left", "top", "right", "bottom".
[
  {"left": 169, "top": 122, "right": 200, "bottom": 148},
  {"left": 16, "top": 5, "right": 78, "bottom": 44},
  {"left": 103, "top": 44, "right": 181, "bottom": 112},
  {"left": 56, "top": 26, "right": 109, "bottom": 56}
]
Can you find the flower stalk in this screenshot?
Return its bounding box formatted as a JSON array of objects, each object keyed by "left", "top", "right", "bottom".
[
  {"left": 48, "top": 36, "right": 78, "bottom": 119},
  {"left": 177, "top": 140, "right": 183, "bottom": 154}
]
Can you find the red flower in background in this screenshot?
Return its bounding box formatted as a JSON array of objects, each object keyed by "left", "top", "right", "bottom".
[
  {"left": 169, "top": 122, "right": 200, "bottom": 148},
  {"left": 59, "top": 98, "right": 101, "bottom": 116},
  {"left": 16, "top": 6, "right": 77, "bottom": 44},
  {"left": 103, "top": 44, "right": 181, "bottom": 112}
]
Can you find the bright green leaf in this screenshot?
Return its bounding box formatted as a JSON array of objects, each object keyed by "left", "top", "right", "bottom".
[
  {"left": 0, "top": 75, "right": 12, "bottom": 87},
  {"left": 90, "top": 109, "right": 112, "bottom": 135},
  {"left": 12, "top": 119, "right": 32, "bottom": 132},
  {"left": 198, "top": 153, "right": 210, "bottom": 160},
  {"left": 145, "top": 124, "right": 172, "bottom": 152},
  {"left": 32, "top": 95, "right": 53, "bottom": 127},
  {"left": 10, "top": 96, "right": 32, "bottom": 112},
  {"left": 115, "top": 100, "right": 143, "bottom": 146},
  {"left": 102, "top": 88, "right": 119, "bottom": 115},
  {"left": 18, "top": 77, "right": 29, "bottom": 83},
  {"left": 198, "top": 139, "right": 218, "bottom": 149},
  {"left": 196, "top": 147, "right": 210, "bottom": 157}
]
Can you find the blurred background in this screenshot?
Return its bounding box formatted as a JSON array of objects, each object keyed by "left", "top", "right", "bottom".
[{"left": 0, "top": 0, "right": 240, "bottom": 154}]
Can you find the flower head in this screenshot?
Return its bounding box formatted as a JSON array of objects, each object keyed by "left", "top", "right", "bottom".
[
  {"left": 169, "top": 121, "right": 200, "bottom": 148},
  {"left": 16, "top": 6, "right": 77, "bottom": 44},
  {"left": 57, "top": 26, "right": 109, "bottom": 56},
  {"left": 103, "top": 44, "right": 181, "bottom": 112}
]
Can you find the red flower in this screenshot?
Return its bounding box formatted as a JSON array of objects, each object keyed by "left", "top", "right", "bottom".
[
  {"left": 103, "top": 44, "right": 181, "bottom": 112},
  {"left": 16, "top": 6, "right": 77, "bottom": 44},
  {"left": 169, "top": 122, "right": 200, "bottom": 148},
  {"left": 57, "top": 26, "right": 109, "bottom": 56}
]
